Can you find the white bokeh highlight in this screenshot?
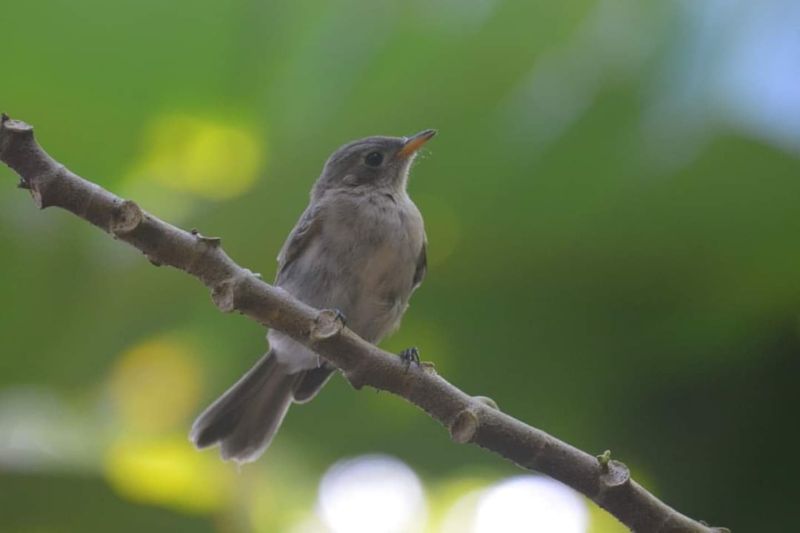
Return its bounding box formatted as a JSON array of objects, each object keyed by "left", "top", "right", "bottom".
[
  {"left": 473, "top": 476, "right": 588, "bottom": 533},
  {"left": 317, "top": 454, "right": 426, "bottom": 533}
]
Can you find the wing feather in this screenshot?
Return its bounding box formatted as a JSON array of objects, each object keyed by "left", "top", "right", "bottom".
[
  {"left": 412, "top": 240, "right": 427, "bottom": 290},
  {"left": 276, "top": 204, "right": 322, "bottom": 285}
]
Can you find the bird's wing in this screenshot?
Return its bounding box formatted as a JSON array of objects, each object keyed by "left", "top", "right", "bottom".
[
  {"left": 412, "top": 239, "right": 427, "bottom": 290},
  {"left": 276, "top": 203, "right": 323, "bottom": 285}
]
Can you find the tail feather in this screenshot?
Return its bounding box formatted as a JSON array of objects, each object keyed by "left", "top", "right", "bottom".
[{"left": 190, "top": 350, "right": 300, "bottom": 463}]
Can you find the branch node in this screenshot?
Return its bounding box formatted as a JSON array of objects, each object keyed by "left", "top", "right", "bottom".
[
  {"left": 450, "top": 409, "right": 479, "bottom": 444},
  {"left": 201, "top": 235, "right": 222, "bottom": 246},
  {"left": 474, "top": 395, "right": 499, "bottom": 410},
  {"left": 190, "top": 228, "right": 222, "bottom": 247},
  {"left": 2, "top": 117, "right": 33, "bottom": 135},
  {"left": 0, "top": 116, "right": 34, "bottom": 163},
  {"left": 191, "top": 228, "right": 222, "bottom": 246},
  {"left": 600, "top": 458, "right": 630, "bottom": 489},
  {"left": 596, "top": 449, "right": 612, "bottom": 471},
  {"left": 211, "top": 278, "right": 238, "bottom": 312},
  {"left": 110, "top": 199, "right": 144, "bottom": 236},
  {"left": 310, "top": 309, "right": 345, "bottom": 340},
  {"left": 420, "top": 360, "right": 437, "bottom": 374}
]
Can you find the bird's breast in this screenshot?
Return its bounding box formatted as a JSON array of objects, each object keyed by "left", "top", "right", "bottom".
[{"left": 317, "top": 193, "right": 423, "bottom": 339}]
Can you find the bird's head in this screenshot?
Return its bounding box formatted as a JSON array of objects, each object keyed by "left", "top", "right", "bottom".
[{"left": 313, "top": 129, "right": 436, "bottom": 197}]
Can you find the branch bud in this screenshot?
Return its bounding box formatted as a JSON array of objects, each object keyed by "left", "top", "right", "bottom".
[{"left": 450, "top": 409, "right": 479, "bottom": 443}]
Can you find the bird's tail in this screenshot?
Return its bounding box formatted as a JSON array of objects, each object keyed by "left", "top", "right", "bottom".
[{"left": 190, "top": 350, "right": 300, "bottom": 463}]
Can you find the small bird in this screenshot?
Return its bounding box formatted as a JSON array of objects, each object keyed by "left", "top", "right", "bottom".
[{"left": 190, "top": 129, "right": 436, "bottom": 462}]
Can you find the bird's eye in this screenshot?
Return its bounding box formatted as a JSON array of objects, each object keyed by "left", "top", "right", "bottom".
[{"left": 364, "top": 151, "right": 383, "bottom": 167}]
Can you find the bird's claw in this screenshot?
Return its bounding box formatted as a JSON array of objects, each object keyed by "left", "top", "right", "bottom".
[{"left": 400, "top": 347, "right": 421, "bottom": 368}]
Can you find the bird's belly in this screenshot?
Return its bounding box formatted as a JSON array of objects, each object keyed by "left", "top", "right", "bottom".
[
  {"left": 313, "top": 233, "right": 415, "bottom": 338},
  {"left": 349, "top": 240, "right": 412, "bottom": 338},
  {"left": 272, "top": 235, "right": 415, "bottom": 368},
  {"left": 271, "top": 198, "right": 422, "bottom": 372}
]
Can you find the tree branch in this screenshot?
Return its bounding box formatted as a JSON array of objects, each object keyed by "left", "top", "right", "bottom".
[{"left": 0, "top": 114, "right": 728, "bottom": 533}]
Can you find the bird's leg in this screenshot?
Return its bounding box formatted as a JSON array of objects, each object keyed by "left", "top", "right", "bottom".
[{"left": 399, "top": 346, "right": 421, "bottom": 368}]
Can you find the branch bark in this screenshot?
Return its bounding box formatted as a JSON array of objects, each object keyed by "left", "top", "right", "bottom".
[{"left": 0, "top": 115, "right": 728, "bottom": 533}]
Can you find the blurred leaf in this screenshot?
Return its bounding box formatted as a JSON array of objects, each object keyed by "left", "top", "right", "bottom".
[{"left": 104, "top": 435, "right": 234, "bottom": 513}]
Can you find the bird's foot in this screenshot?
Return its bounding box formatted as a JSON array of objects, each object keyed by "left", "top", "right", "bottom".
[
  {"left": 399, "top": 346, "right": 421, "bottom": 369},
  {"left": 332, "top": 308, "right": 347, "bottom": 327}
]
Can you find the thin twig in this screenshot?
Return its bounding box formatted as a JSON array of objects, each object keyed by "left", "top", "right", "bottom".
[{"left": 0, "top": 115, "right": 728, "bottom": 533}]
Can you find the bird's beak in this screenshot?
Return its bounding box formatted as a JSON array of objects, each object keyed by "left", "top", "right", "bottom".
[{"left": 397, "top": 129, "right": 437, "bottom": 158}]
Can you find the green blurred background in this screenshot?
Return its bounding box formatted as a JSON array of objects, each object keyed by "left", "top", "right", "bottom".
[{"left": 1, "top": 0, "right": 798, "bottom": 531}]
